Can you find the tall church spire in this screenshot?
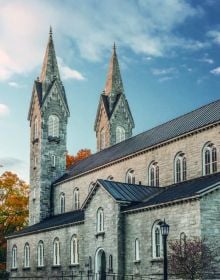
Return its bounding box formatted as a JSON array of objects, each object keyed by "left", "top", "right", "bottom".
[
  {"left": 105, "top": 43, "right": 124, "bottom": 97},
  {"left": 40, "top": 27, "right": 61, "bottom": 83}
]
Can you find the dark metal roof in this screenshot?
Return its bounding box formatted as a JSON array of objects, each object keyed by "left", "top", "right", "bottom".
[
  {"left": 54, "top": 99, "right": 220, "bottom": 184},
  {"left": 98, "top": 179, "right": 160, "bottom": 203},
  {"left": 7, "top": 210, "right": 84, "bottom": 238},
  {"left": 124, "top": 172, "right": 220, "bottom": 212}
]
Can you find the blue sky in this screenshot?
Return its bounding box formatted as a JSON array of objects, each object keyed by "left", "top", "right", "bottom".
[{"left": 1, "top": 0, "right": 220, "bottom": 182}]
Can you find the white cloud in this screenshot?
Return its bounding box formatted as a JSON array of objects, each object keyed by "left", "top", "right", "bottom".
[
  {"left": 210, "top": 67, "right": 220, "bottom": 75},
  {"left": 0, "top": 0, "right": 204, "bottom": 80},
  {"left": 0, "top": 157, "right": 28, "bottom": 182},
  {"left": 152, "top": 67, "right": 177, "bottom": 76},
  {"left": 198, "top": 57, "right": 214, "bottom": 64},
  {"left": 57, "top": 58, "right": 85, "bottom": 81},
  {"left": 207, "top": 30, "right": 220, "bottom": 45},
  {"left": 159, "top": 76, "right": 173, "bottom": 82},
  {"left": 8, "top": 81, "right": 26, "bottom": 88},
  {"left": 0, "top": 104, "right": 10, "bottom": 117}
]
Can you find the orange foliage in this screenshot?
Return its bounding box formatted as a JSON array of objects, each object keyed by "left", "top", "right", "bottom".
[
  {"left": 66, "top": 149, "right": 92, "bottom": 169},
  {"left": 0, "top": 172, "right": 29, "bottom": 271}
]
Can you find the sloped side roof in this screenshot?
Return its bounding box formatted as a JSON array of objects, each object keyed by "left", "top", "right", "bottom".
[
  {"left": 98, "top": 179, "right": 160, "bottom": 203},
  {"left": 55, "top": 99, "right": 220, "bottom": 184},
  {"left": 124, "top": 172, "right": 220, "bottom": 212},
  {"left": 7, "top": 210, "right": 84, "bottom": 238}
]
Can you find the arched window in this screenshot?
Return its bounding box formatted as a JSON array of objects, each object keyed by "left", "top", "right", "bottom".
[
  {"left": 24, "top": 243, "right": 30, "bottom": 268},
  {"left": 174, "top": 152, "right": 187, "bottom": 183},
  {"left": 37, "top": 241, "right": 44, "bottom": 267},
  {"left": 180, "top": 232, "right": 186, "bottom": 257},
  {"left": 100, "top": 128, "right": 105, "bottom": 150},
  {"left": 97, "top": 208, "right": 104, "bottom": 233},
  {"left": 152, "top": 221, "right": 162, "bottom": 258},
  {"left": 53, "top": 238, "right": 60, "bottom": 266},
  {"left": 125, "top": 169, "right": 135, "bottom": 184},
  {"left": 34, "top": 117, "right": 38, "bottom": 139},
  {"left": 60, "top": 193, "right": 65, "bottom": 214},
  {"left": 116, "top": 126, "right": 125, "bottom": 143},
  {"left": 48, "top": 115, "right": 59, "bottom": 137},
  {"left": 70, "top": 235, "right": 79, "bottom": 265},
  {"left": 109, "top": 255, "right": 113, "bottom": 272},
  {"left": 135, "top": 238, "right": 140, "bottom": 261},
  {"left": 73, "top": 188, "right": 79, "bottom": 210},
  {"left": 203, "top": 142, "right": 217, "bottom": 175},
  {"left": 148, "top": 161, "right": 159, "bottom": 186},
  {"left": 107, "top": 175, "right": 114, "bottom": 181},
  {"left": 12, "top": 245, "right": 17, "bottom": 269}
]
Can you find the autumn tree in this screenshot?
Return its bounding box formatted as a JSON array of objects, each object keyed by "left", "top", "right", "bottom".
[
  {"left": 0, "top": 172, "right": 29, "bottom": 272},
  {"left": 66, "top": 149, "right": 92, "bottom": 169},
  {"left": 168, "top": 236, "right": 218, "bottom": 280}
]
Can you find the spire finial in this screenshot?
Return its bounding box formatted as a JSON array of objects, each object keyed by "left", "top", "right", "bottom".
[
  {"left": 113, "top": 42, "right": 116, "bottom": 53},
  {"left": 49, "top": 26, "right": 53, "bottom": 38}
]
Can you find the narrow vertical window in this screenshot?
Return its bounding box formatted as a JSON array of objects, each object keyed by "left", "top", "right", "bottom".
[
  {"left": 174, "top": 152, "right": 187, "bottom": 183},
  {"left": 109, "top": 255, "right": 113, "bottom": 272},
  {"left": 60, "top": 193, "right": 65, "bottom": 214},
  {"left": 126, "top": 169, "right": 135, "bottom": 184},
  {"left": 152, "top": 221, "right": 162, "bottom": 258},
  {"left": 116, "top": 126, "right": 125, "bottom": 143},
  {"left": 149, "top": 162, "right": 159, "bottom": 186},
  {"left": 180, "top": 232, "right": 186, "bottom": 257},
  {"left": 97, "top": 208, "right": 104, "bottom": 233},
  {"left": 100, "top": 128, "right": 105, "bottom": 150},
  {"left": 135, "top": 238, "right": 140, "bottom": 261},
  {"left": 12, "top": 245, "right": 17, "bottom": 269},
  {"left": 24, "top": 243, "right": 30, "bottom": 268},
  {"left": 34, "top": 117, "right": 38, "bottom": 139},
  {"left": 37, "top": 241, "right": 44, "bottom": 267},
  {"left": 70, "top": 235, "right": 79, "bottom": 264},
  {"left": 48, "top": 115, "right": 59, "bottom": 137},
  {"left": 73, "top": 188, "right": 79, "bottom": 210},
  {"left": 53, "top": 238, "right": 60, "bottom": 266},
  {"left": 51, "top": 155, "right": 56, "bottom": 167},
  {"left": 89, "top": 256, "right": 92, "bottom": 272},
  {"left": 203, "top": 142, "right": 218, "bottom": 175}
]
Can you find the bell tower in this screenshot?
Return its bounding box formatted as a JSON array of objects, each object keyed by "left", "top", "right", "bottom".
[
  {"left": 94, "top": 44, "right": 134, "bottom": 151},
  {"left": 28, "top": 28, "right": 70, "bottom": 225}
]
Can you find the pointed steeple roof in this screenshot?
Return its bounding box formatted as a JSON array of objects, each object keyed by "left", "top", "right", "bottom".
[
  {"left": 40, "top": 27, "right": 61, "bottom": 82},
  {"left": 105, "top": 43, "right": 124, "bottom": 96}
]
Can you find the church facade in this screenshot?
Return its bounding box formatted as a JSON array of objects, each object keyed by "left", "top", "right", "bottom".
[{"left": 6, "top": 30, "right": 220, "bottom": 279}]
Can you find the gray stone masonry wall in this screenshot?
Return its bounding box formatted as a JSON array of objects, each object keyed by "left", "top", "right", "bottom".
[
  {"left": 124, "top": 200, "right": 201, "bottom": 276},
  {"left": 83, "top": 186, "right": 122, "bottom": 274},
  {"left": 7, "top": 223, "right": 84, "bottom": 277},
  {"left": 54, "top": 125, "right": 220, "bottom": 215},
  {"left": 200, "top": 189, "right": 220, "bottom": 273}
]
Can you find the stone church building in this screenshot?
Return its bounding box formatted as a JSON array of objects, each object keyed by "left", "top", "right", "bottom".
[{"left": 7, "top": 29, "right": 220, "bottom": 278}]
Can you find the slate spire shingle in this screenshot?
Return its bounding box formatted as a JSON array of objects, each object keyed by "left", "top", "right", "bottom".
[
  {"left": 40, "top": 27, "right": 61, "bottom": 84},
  {"left": 105, "top": 44, "right": 124, "bottom": 110}
]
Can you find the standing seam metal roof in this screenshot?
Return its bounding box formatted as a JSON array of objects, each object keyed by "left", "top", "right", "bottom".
[{"left": 54, "top": 99, "right": 220, "bottom": 184}]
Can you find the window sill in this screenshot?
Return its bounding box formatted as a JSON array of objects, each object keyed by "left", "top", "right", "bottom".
[
  {"left": 52, "top": 265, "right": 61, "bottom": 269},
  {"left": 11, "top": 268, "right": 18, "bottom": 272},
  {"left": 37, "top": 266, "right": 45, "bottom": 270},
  {"left": 32, "top": 138, "right": 39, "bottom": 144},
  {"left": 95, "top": 231, "right": 105, "bottom": 238},
  {"left": 69, "top": 263, "right": 80, "bottom": 268},
  {"left": 133, "top": 260, "right": 141, "bottom": 264},
  {"left": 48, "top": 136, "right": 60, "bottom": 143},
  {"left": 22, "top": 267, "right": 30, "bottom": 271},
  {"left": 151, "top": 258, "right": 163, "bottom": 263}
]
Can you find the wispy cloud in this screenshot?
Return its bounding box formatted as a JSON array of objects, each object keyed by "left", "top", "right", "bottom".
[
  {"left": 57, "top": 58, "right": 85, "bottom": 81},
  {"left": 151, "top": 67, "right": 177, "bottom": 76},
  {"left": 0, "top": 0, "right": 205, "bottom": 80},
  {"left": 8, "top": 81, "right": 26, "bottom": 88},
  {"left": 0, "top": 157, "right": 28, "bottom": 182},
  {"left": 207, "top": 30, "right": 220, "bottom": 45},
  {"left": 159, "top": 76, "right": 174, "bottom": 83},
  {"left": 210, "top": 67, "right": 220, "bottom": 75},
  {"left": 0, "top": 104, "right": 10, "bottom": 118},
  {"left": 198, "top": 57, "right": 214, "bottom": 64}
]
